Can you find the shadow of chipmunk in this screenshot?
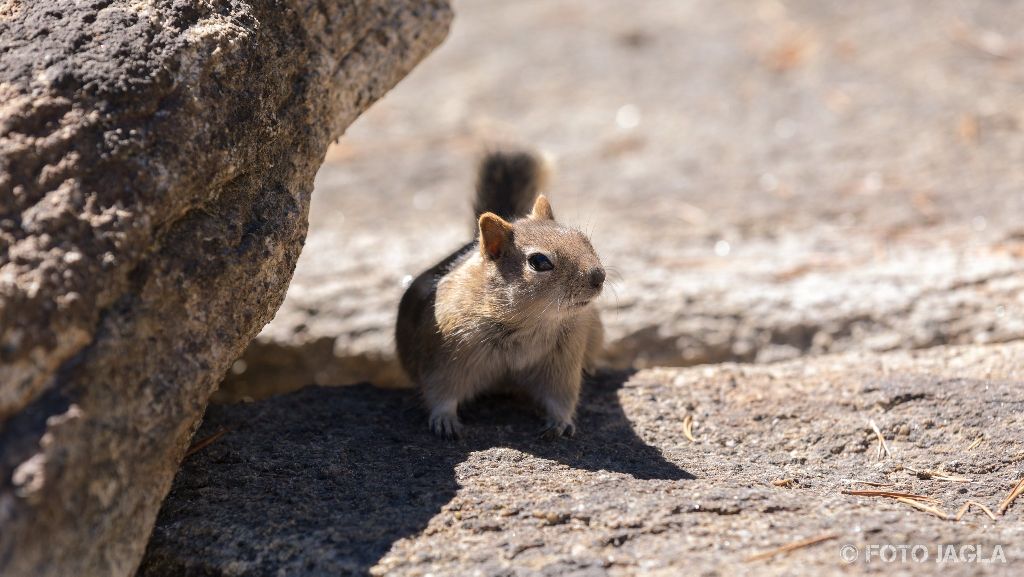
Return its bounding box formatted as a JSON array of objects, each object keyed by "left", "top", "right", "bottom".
[{"left": 138, "top": 370, "right": 692, "bottom": 576}]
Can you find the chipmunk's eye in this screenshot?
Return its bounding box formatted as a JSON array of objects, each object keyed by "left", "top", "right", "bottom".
[{"left": 527, "top": 253, "right": 554, "bottom": 272}]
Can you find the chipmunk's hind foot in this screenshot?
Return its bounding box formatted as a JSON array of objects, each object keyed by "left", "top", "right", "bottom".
[
  {"left": 429, "top": 411, "right": 464, "bottom": 440},
  {"left": 539, "top": 420, "right": 576, "bottom": 440}
]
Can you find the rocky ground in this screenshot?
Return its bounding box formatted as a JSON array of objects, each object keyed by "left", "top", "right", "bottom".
[
  {"left": 145, "top": 0, "right": 1024, "bottom": 575},
  {"left": 144, "top": 344, "right": 1024, "bottom": 576},
  {"left": 217, "top": 0, "right": 1024, "bottom": 401}
]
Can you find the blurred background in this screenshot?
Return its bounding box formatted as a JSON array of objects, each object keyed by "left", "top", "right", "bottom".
[{"left": 217, "top": 0, "right": 1024, "bottom": 401}]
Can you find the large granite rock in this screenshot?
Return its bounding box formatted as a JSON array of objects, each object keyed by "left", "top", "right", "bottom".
[
  {"left": 217, "top": 0, "right": 1024, "bottom": 402},
  {"left": 0, "top": 1, "right": 451, "bottom": 575},
  {"left": 144, "top": 343, "right": 1024, "bottom": 576}
]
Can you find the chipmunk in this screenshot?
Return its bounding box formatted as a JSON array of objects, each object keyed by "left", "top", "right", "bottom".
[{"left": 396, "top": 148, "right": 605, "bottom": 439}]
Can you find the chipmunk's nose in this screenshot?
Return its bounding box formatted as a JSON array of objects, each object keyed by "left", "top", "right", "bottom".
[{"left": 589, "top": 267, "right": 606, "bottom": 289}]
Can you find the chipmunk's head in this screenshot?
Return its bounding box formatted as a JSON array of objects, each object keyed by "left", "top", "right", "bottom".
[{"left": 478, "top": 195, "right": 604, "bottom": 324}]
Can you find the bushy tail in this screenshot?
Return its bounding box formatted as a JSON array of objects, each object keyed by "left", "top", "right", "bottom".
[{"left": 473, "top": 147, "right": 550, "bottom": 220}]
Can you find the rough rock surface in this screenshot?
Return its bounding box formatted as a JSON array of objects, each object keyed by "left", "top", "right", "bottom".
[
  {"left": 217, "top": 0, "right": 1024, "bottom": 401},
  {"left": 142, "top": 2, "right": 1024, "bottom": 574},
  {"left": 145, "top": 343, "right": 1024, "bottom": 576},
  {"left": 0, "top": 1, "right": 451, "bottom": 576}
]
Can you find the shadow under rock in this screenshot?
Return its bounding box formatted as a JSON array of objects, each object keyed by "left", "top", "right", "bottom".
[{"left": 138, "top": 371, "right": 691, "bottom": 577}]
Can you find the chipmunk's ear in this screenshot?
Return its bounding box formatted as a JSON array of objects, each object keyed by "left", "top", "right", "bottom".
[
  {"left": 529, "top": 194, "right": 555, "bottom": 221},
  {"left": 478, "top": 212, "right": 513, "bottom": 259}
]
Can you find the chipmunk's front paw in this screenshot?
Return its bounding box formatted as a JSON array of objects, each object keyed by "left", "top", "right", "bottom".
[
  {"left": 429, "top": 412, "right": 464, "bottom": 440},
  {"left": 540, "top": 420, "right": 576, "bottom": 440}
]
